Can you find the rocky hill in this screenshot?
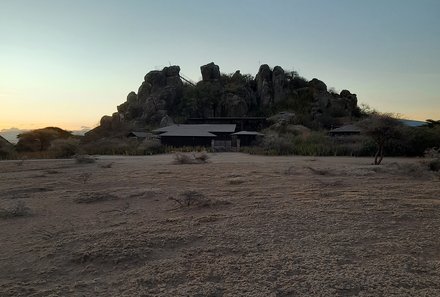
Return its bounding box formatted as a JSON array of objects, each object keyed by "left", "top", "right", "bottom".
[{"left": 86, "top": 62, "right": 360, "bottom": 139}]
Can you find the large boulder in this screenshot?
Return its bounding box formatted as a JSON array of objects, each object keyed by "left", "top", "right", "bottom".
[
  {"left": 308, "top": 78, "right": 327, "bottom": 92},
  {"left": 314, "top": 91, "right": 332, "bottom": 109},
  {"left": 159, "top": 114, "right": 174, "bottom": 127},
  {"left": 145, "top": 70, "right": 166, "bottom": 93},
  {"left": 163, "top": 65, "right": 183, "bottom": 88},
  {"left": 268, "top": 111, "right": 296, "bottom": 125},
  {"left": 137, "top": 81, "right": 151, "bottom": 103},
  {"left": 144, "top": 96, "right": 166, "bottom": 119},
  {"left": 272, "top": 66, "right": 287, "bottom": 104},
  {"left": 126, "top": 91, "right": 138, "bottom": 104},
  {"left": 163, "top": 65, "right": 180, "bottom": 77},
  {"left": 100, "top": 115, "right": 113, "bottom": 129},
  {"left": 220, "top": 93, "right": 248, "bottom": 117},
  {"left": 200, "top": 62, "right": 221, "bottom": 81},
  {"left": 340, "top": 89, "right": 358, "bottom": 111},
  {"left": 255, "top": 64, "right": 273, "bottom": 107}
]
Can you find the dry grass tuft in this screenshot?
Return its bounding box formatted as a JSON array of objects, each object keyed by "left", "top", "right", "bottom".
[
  {"left": 100, "top": 162, "right": 114, "bottom": 169},
  {"left": 284, "top": 166, "right": 296, "bottom": 175},
  {"left": 305, "top": 166, "right": 331, "bottom": 176},
  {"left": 169, "top": 190, "right": 230, "bottom": 208},
  {"left": 194, "top": 151, "right": 209, "bottom": 162},
  {"left": 228, "top": 178, "right": 245, "bottom": 185},
  {"left": 0, "top": 201, "right": 31, "bottom": 219},
  {"left": 74, "top": 192, "right": 118, "bottom": 204},
  {"left": 76, "top": 173, "right": 92, "bottom": 184},
  {"left": 384, "top": 162, "right": 436, "bottom": 178},
  {"left": 173, "top": 152, "right": 210, "bottom": 164},
  {"left": 74, "top": 155, "right": 96, "bottom": 164}
]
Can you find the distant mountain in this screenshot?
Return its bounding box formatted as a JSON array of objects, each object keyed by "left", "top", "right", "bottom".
[
  {"left": 399, "top": 119, "right": 427, "bottom": 127},
  {"left": 0, "top": 128, "right": 26, "bottom": 144}
]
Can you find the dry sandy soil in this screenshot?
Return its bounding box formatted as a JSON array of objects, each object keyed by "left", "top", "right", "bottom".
[{"left": 0, "top": 153, "right": 439, "bottom": 296}]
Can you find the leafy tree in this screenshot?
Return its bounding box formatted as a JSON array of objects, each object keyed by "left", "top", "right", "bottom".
[
  {"left": 359, "top": 114, "right": 402, "bottom": 165},
  {"left": 16, "top": 127, "right": 73, "bottom": 152}
]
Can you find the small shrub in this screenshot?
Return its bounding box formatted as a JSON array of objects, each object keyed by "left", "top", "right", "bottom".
[
  {"left": 49, "top": 138, "right": 80, "bottom": 158},
  {"left": 169, "top": 190, "right": 230, "bottom": 208},
  {"left": 173, "top": 153, "right": 193, "bottom": 164},
  {"left": 262, "top": 132, "right": 296, "bottom": 155},
  {"left": 424, "top": 148, "right": 440, "bottom": 172},
  {"left": 0, "top": 201, "right": 31, "bottom": 219},
  {"left": 194, "top": 152, "right": 209, "bottom": 162},
  {"left": 138, "top": 139, "right": 165, "bottom": 155},
  {"left": 428, "top": 159, "right": 440, "bottom": 172},
  {"left": 0, "top": 146, "right": 16, "bottom": 160},
  {"left": 100, "top": 162, "right": 114, "bottom": 169},
  {"left": 74, "top": 155, "right": 96, "bottom": 164},
  {"left": 15, "top": 159, "right": 25, "bottom": 166},
  {"left": 81, "top": 138, "right": 139, "bottom": 155},
  {"left": 173, "top": 152, "right": 210, "bottom": 164},
  {"left": 169, "top": 190, "right": 207, "bottom": 207},
  {"left": 77, "top": 173, "right": 92, "bottom": 184},
  {"left": 424, "top": 147, "right": 440, "bottom": 158}
]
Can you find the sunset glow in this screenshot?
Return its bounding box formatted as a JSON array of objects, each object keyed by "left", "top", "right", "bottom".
[{"left": 1, "top": 0, "right": 439, "bottom": 131}]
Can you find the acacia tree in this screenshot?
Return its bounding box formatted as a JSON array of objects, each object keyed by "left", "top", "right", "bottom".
[
  {"left": 16, "top": 127, "right": 73, "bottom": 152},
  {"left": 360, "top": 114, "right": 402, "bottom": 165}
]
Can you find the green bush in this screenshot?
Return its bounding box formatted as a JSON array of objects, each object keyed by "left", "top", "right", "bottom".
[
  {"left": 137, "top": 139, "right": 165, "bottom": 155},
  {"left": 262, "top": 132, "right": 296, "bottom": 155},
  {"left": 243, "top": 131, "right": 377, "bottom": 157},
  {"left": 0, "top": 146, "right": 16, "bottom": 160},
  {"left": 49, "top": 138, "right": 80, "bottom": 158},
  {"left": 81, "top": 138, "right": 139, "bottom": 155},
  {"left": 428, "top": 159, "right": 440, "bottom": 172}
]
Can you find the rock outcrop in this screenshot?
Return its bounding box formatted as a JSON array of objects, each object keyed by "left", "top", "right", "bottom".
[
  {"left": 201, "top": 62, "right": 221, "bottom": 81},
  {"left": 89, "top": 62, "right": 360, "bottom": 138}
]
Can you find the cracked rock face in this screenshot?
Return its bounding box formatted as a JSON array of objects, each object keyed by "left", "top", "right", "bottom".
[{"left": 200, "top": 62, "right": 221, "bottom": 81}]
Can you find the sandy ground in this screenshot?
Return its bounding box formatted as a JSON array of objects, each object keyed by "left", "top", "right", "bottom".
[{"left": 0, "top": 153, "right": 439, "bottom": 296}]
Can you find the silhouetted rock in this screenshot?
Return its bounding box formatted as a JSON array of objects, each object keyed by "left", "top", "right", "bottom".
[
  {"left": 159, "top": 114, "right": 174, "bottom": 127},
  {"left": 268, "top": 112, "right": 296, "bottom": 125},
  {"left": 201, "top": 62, "right": 220, "bottom": 81},
  {"left": 220, "top": 94, "right": 248, "bottom": 117},
  {"left": 100, "top": 115, "right": 113, "bottom": 129},
  {"left": 90, "top": 62, "right": 360, "bottom": 140},
  {"left": 145, "top": 71, "right": 166, "bottom": 93},
  {"left": 137, "top": 81, "right": 151, "bottom": 103},
  {"left": 272, "top": 66, "right": 287, "bottom": 104},
  {"left": 340, "top": 89, "right": 352, "bottom": 98},
  {"left": 163, "top": 65, "right": 180, "bottom": 77},
  {"left": 308, "top": 78, "right": 327, "bottom": 92},
  {"left": 256, "top": 64, "right": 273, "bottom": 107}
]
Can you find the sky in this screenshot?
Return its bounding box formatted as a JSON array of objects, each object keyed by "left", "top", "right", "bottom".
[{"left": 1, "top": 0, "right": 439, "bottom": 132}]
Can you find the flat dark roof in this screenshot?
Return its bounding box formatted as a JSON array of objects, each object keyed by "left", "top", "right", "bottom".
[
  {"left": 231, "top": 131, "right": 264, "bottom": 136},
  {"left": 159, "top": 130, "right": 217, "bottom": 137},
  {"left": 154, "top": 124, "right": 236, "bottom": 134}
]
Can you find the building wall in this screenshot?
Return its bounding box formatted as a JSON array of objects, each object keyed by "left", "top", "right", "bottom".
[{"left": 160, "top": 136, "right": 213, "bottom": 147}]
